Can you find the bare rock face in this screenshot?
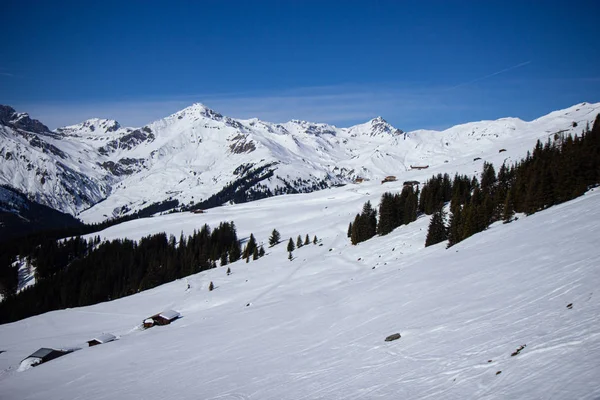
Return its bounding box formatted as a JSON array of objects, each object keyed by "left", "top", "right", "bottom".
[
  {"left": 0, "top": 105, "right": 51, "bottom": 135},
  {"left": 228, "top": 134, "right": 256, "bottom": 154},
  {"left": 385, "top": 333, "right": 401, "bottom": 342},
  {"left": 99, "top": 127, "right": 155, "bottom": 155}
]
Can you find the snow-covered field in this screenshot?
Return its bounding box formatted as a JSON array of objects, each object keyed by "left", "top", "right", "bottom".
[{"left": 1, "top": 177, "right": 599, "bottom": 399}]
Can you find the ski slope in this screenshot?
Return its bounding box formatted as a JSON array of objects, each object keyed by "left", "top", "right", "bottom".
[{"left": 0, "top": 180, "right": 599, "bottom": 399}]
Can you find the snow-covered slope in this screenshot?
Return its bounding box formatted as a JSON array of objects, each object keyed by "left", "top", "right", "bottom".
[
  {"left": 1, "top": 102, "right": 599, "bottom": 224},
  {"left": 0, "top": 178, "right": 599, "bottom": 399},
  {"left": 0, "top": 106, "right": 114, "bottom": 215}
]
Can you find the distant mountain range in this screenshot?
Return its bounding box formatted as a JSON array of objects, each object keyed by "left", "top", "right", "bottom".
[{"left": 1, "top": 101, "right": 599, "bottom": 228}]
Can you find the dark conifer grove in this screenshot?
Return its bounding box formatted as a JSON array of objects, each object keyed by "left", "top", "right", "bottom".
[
  {"left": 424, "top": 208, "right": 448, "bottom": 247},
  {"left": 350, "top": 114, "right": 600, "bottom": 249},
  {"left": 0, "top": 221, "right": 243, "bottom": 323},
  {"left": 443, "top": 115, "right": 600, "bottom": 247}
]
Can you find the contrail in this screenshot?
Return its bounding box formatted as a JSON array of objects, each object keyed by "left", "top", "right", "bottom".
[{"left": 449, "top": 61, "right": 531, "bottom": 90}]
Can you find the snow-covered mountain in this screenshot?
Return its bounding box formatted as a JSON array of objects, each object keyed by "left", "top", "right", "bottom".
[
  {"left": 1, "top": 102, "right": 599, "bottom": 224},
  {"left": 1, "top": 175, "right": 599, "bottom": 399},
  {"left": 0, "top": 106, "right": 114, "bottom": 216}
]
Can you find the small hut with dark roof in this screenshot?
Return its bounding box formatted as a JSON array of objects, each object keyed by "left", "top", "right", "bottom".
[
  {"left": 87, "top": 333, "right": 117, "bottom": 347},
  {"left": 20, "top": 348, "right": 73, "bottom": 368},
  {"left": 143, "top": 309, "right": 181, "bottom": 328}
]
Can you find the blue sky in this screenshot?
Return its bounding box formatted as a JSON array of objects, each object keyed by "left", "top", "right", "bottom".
[{"left": 1, "top": 0, "right": 599, "bottom": 131}]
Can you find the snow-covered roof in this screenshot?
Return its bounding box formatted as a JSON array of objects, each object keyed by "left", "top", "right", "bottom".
[
  {"left": 26, "top": 348, "right": 60, "bottom": 359},
  {"left": 158, "top": 310, "right": 180, "bottom": 321},
  {"left": 89, "top": 333, "right": 116, "bottom": 344}
]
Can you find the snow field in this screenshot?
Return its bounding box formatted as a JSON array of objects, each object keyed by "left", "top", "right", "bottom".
[{"left": 0, "top": 184, "right": 599, "bottom": 399}]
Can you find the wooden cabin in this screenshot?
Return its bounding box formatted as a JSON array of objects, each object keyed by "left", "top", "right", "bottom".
[
  {"left": 354, "top": 177, "right": 364, "bottom": 184},
  {"left": 87, "top": 333, "right": 117, "bottom": 347},
  {"left": 20, "top": 348, "right": 73, "bottom": 368},
  {"left": 409, "top": 165, "right": 429, "bottom": 170},
  {"left": 381, "top": 176, "right": 397, "bottom": 184},
  {"left": 191, "top": 209, "right": 205, "bottom": 214},
  {"left": 143, "top": 309, "right": 181, "bottom": 328}
]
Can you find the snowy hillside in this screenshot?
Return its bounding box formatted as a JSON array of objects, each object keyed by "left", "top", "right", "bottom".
[
  {"left": 0, "top": 106, "right": 113, "bottom": 215},
  {"left": 0, "top": 177, "right": 599, "bottom": 399},
  {"left": 1, "top": 102, "right": 598, "bottom": 224}
]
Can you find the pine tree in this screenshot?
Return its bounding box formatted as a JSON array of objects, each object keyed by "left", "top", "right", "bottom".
[
  {"left": 447, "top": 206, "right": 463, "bottom": 248},
  {"left": 252, "top": 247, "right": 259, "bottom": 260},
  {"left": 297, "top": 235, "right": 303, "bottom": 248},
  {"left": 220, "top": 252, "right": 228, "bottom": 266},
  {"left": 361, "top": 201, "right": 378, "bottom": 240},
  {"left": 377, "top": 192, "right": 396, "bottom": 235},
  {"left": 304, "top": 234, "right": 310, "bottom": 246},
  {"left": 481, "top": 161, "right": 497, "bottom": 194},
  {"left": 229, "top": 241, "right": 241, "bottom": 262},
  {"left": 208, "top": 281, "right": 214, "bottom": 291},
  {"left": 226, "top": 267, "right": 231, "bottom": 275},
  {"left": 347, "top": 222, "right": 353, "bottom": 238},
  {"left": 269, "top": 229, "right": 281, "bottom": 247},
  {"left": 403, "top": 188, "right": 418, "bottom": 225},
  {"left": 503, "top": 190, "right": 515, "bottom": 223},
  {"left": 258, "top": 246, "right": 265, "bottom": 257},
  {"left": 243, "top": 233, "right": 257, "bottom": 259},
  {"left": 482, "top": 194, "right": 494, "bottom": 227},
  {"left": 287, "top": 238, "right": 295, "bottom": 252},
  {"left": 313, "top": 235, "right": 318, "bottom": 244},
  {"left": 288, "top": 252, "right": 293, "bottom": 261},
  {"left": 425, "top": 208, "right": 448, "bottom": 247},
  {"left": 350, "top": 214, "right": 360, "bottom": 245}
]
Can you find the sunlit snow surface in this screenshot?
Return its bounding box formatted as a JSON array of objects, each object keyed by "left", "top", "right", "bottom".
[
  {"left": 0, "top": 180, "right": 599, "bottom": 399},
  {"left": 2, "top": 101, "right": 599, "bottom": 222}
]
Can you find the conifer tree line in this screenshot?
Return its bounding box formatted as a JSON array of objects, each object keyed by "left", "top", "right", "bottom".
[
  {"left": 428, "top": 114, "right": 600, "bottom": 247},
  {"left": 0, "top": 221, "right": 258, "bottom": 323},
  {"left": 351, "top": 114, "right": 600, "bottom": 248},
  {"left": 349, "top": 185, "right": 419, "bottom": 245},
  {"left": 423, "top": 173, "right": 477, "bottom": 247}
]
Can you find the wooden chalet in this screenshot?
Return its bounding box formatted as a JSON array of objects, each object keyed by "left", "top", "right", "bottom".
[
  {"left": 20, "top": 348, "right": 73, "bottom": 368},
  {"left": 354, "top": 177, "right": 364, "bottom": 184},
  {"left": 87, "top": 333, "right": 117, "bottom": 347},
  {"left": 143, "top": 309, "right": 181, "bottom": 328},
  {"left": 191, "top": 209, "right": 205, "bottom": 214},
  {"left": 409, "top": 165, "right": 429, "bottom": 170},
  {"left": 381, "top": 175, "right": 397, "bottom": 184}
]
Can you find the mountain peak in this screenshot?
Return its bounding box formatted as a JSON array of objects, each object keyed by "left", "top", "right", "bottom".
[
  {"left": 346, "top": 116, "right": 403, "bottom": 137},
  {"left": 0, "top": 104, "right": 51, "bottom": 135},
  {"left": 56, "top": 118, "right": 122, "bottom": 136},
  {"left": 371, "top": 116, "right": 387, "bottom": 124},
  {"left": 171, "top": 103, "right": 224, "bottom": 121}
]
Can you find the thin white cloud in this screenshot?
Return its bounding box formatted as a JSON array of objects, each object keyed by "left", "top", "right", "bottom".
[
  {"left": 13, "top": 84, "right": 465, "bottom": 131},
  {"left": 449, "top": 61, "right": 532, "bottom": 90},
  {"left": 0, "top": 72, "right": 14, "bottom": 77}
]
